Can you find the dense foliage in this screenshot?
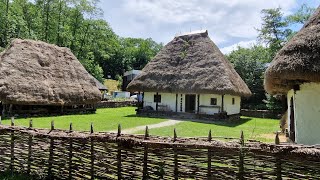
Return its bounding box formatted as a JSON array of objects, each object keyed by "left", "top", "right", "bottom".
[
  {"left": 227, "top": 5, "right": 315, "bottom": 110},
  {"left": 0, "top": 0, "right": 163, "bottom": 82}
]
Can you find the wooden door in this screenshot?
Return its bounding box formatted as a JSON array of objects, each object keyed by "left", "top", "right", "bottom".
[{"left": 185, "top": 94, "right": 196, "bottom": 113}]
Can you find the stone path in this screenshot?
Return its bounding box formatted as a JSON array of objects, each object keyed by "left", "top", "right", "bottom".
[{"left": 110, "top": 119, "right": 182, "bottom": 134}]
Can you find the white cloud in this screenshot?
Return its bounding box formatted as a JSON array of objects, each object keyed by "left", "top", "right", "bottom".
[
  {"left": 220, "top": 40, "right": 257, "bottom": 54},
  {"left": 102, "top": 0, "right": 311, "bottom": 47}
]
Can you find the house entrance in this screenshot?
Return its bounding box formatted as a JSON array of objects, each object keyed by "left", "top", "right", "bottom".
[
  {"left": 289, "top": 97, "right": 295, "bottom": 142},
  {"left": 185, "top": 94, "right": 196, "bottom": 113}
]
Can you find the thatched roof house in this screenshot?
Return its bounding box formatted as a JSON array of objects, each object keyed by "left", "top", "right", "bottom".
[
  {"left": 128, "top": 30, "right": 251, "bottom": 117},
  {"left": 0, "top": 39, "right": 101, "bottom": 115},
  {"left": 264, "top": 6, "right": 320, "bottom": 145}
]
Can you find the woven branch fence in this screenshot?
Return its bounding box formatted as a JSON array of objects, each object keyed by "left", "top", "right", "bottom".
[{"left": 0, "top": 120, "right": 320, "bottom": 179}]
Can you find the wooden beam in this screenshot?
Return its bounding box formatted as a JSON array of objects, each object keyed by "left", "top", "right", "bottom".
[
  {"left": 156, "top": 92, "right": 159, "bottom": 111},
  {"left": 175, "top": 94, "right": 178, "bottom": 112},
  {"left": 197, "top": 94, "right": 200, "bottom": 114},
  {"left": 221, "top": 95, "right": 224, "bottom": 112}
]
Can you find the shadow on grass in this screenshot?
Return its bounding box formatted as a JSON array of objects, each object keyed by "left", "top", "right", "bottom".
[
  {"left": 125, "top": 113, "right": 253, "bottom": 127},
  {"left": 179, "top": 117, "right": 253, "bottom": 127},
  {"left": 124, "top": 114, "right": 168, "bottom": 119}
]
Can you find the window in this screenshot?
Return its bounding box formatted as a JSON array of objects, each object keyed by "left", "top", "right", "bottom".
[
  {"left": 232, "top": 98, "right": 235, "bottom": 105},
  {"left": 154, "top": 94, "right": 161, "bottom": 103},
  {"left": 210, "top": 98, "right": 217, "bottom": 105}
]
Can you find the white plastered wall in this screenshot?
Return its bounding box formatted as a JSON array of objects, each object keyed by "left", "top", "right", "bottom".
[
  {"left": 143, "top": 92, "right": 176, "bottom": 111},
  {"left": 224, "top": 95, "right": 241, "bottom": 115},
  {"left": 198, "top": 94, "right": 222, "bottom": 115},
  {"left": 143, "top": 92, "right": 241, "bottom": 115},
  {"left": 288, "top": 82, "right": 320, "bottom": 145}
]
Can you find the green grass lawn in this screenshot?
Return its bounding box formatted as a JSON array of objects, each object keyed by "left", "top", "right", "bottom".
[
  {"left": 1, "top": 107, "right": 166, "bottom": 132},
  {"left": 136, "top": 117, "right": 280, "bottom": 143},
  {"left": 1, "top": 107, "right": 280, "bottom": 142}
]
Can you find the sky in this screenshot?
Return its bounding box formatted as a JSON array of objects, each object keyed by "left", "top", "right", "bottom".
[{"left": 100, "top": 0, "right": 319, "bottom": 54}]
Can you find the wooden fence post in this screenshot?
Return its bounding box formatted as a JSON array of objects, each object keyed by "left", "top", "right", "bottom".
[
  {"left": 27, "top": 130, "right": 33, "bottom": 175},
  {"left": 173, "top": 145, "right": 178, "bottom": 180},
  {"left": 90, "top": 124, "right": 95, "bottom": 180},
  {"left": 29, "top": 119, "right": 33, "bottom": 129},
  {"left": 116, "top": 123, "right": 122, "bottom": 179},
  {"left": 117, "top": 124, "right": 121, "bottom": 137},
  {"left": 51, "top": 120, "right": 54, "bottom": 130},
  {"left": 90, "top": 123, "right": 94, "bottom": 134},
  {"left": 142, "top": 143, "right": 148, "bottom": 180},
  {"left": 10, "top": 129, "right": 14, "bottom": 175},
  {"left": 275, "top": 132, "right": 280, "bottom": 145},
  {"left": 48, "top": 121, "right": 54, "bottom": 179},
  {"left": 238, "top": 130, "right": 245, "bottom": 180},
  {"left": 208, "top": 130, "right": 212, "bottom": 179},
  {"left": 275, "top": 154, "right": 282, "bottom": 180},
  {"left": 11, "top": 117, "right": 14, "bottom": 126},
  {"left": 173, "top": 128, "right": 177, "bottom": 142},
  {"left": 207, "top": 147, "right": 212, "bottom": 179},
  {"left": 144, "top": 126, "right": 149, "bottom": 140},
  {"left": 69, "top": 122, "right": 73, "bottom": 132},
  {"left": 117, "top": 142, "right": 122, "bottom": 180},
  {"left": 68, "top": 126, "right": 73, "bottom": 180}
]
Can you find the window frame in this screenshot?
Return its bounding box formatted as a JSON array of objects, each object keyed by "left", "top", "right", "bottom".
[
  {"left": 210, "top": 98, "right": 217, "bottom": 105},
  {"left": 154, "top": 94, "right": 161, "bottom": 103}
]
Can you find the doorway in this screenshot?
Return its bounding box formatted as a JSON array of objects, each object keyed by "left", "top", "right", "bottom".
[
  {"left": 289, "top": 97, "right": 295, "bottom": 142},
  {"left": 185, "top": 94, "right": 196, "bottom": 113}
]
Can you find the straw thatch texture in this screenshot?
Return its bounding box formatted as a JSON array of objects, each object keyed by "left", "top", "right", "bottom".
[
  {"left": 265, "top": 6, "right": 320, "bottom": 94},
  {"left": 127, "top": 31, "right": 251, "bottom": 97},
  {"left": 0, "top": 39, "right": 101, "bottom": 105}
]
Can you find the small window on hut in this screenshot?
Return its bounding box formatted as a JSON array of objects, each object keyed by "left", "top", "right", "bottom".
[
  {"left": 210, "top": 98, "right": 217, "bottom": 105},
  {"left": 232, "top": 98, "right": 235, "bottom": 105},
  {"left": 154, "top": 94, "right": 161, "bottom": 103}
]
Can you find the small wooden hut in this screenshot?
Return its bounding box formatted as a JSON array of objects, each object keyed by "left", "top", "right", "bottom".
[
  {"left": 0, "top": 39, "right": 101, "bottom": 116},
  {"left": 264, "top": 7, "right": 320, "bottom": 145},
  {"left": 127, "top": 30, "right": 251, "bottom": 118}
]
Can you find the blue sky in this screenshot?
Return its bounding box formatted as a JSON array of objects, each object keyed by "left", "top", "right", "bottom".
[{"left": 100, "top": 0, "right": 318, "bottom": 54}]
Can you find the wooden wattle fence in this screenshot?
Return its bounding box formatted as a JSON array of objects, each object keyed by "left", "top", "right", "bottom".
[{"left": 0, "top": 120, "right": 320, "bottom": 179}]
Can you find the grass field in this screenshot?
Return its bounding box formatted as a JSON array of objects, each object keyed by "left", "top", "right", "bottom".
[
  {"left": 136, "top": 117, "right": 280, "bottom": 142},
  {"left": 1, "top": 107, "right": 280, "bottom": 142},
  {"left": 1, "top": 107, "right": 166, "bottom": 132}
]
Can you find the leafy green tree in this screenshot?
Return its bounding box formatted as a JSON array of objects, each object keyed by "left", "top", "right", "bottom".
[
  {"left": 227, "top": 45, "right": 271, "bottom": 109},
  {"left": 286, "top": 4, "right": 315, "bottom": 25},
  {"left": 80, "top": 52, "right": 104, "bottom": 83},
  {"left": 257, "top": 8, "right": 291, "bottom": 57}
]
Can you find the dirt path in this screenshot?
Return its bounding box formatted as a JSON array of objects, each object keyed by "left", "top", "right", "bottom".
[{"left": 110, "top": 119, "right": 182, "bottom": 134}]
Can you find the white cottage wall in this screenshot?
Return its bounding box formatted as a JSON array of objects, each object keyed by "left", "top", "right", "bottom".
[
  {"left": 199, "top": 94, "right": 221, "bottom": 115},
  {"left": 224, "top": 95, "right": 241, "bottom": 115},
  {"left": 143, "top": 92, "right": 176, "bottom": 111},
  {"left": 290, "top": 82, "right": 320, "bottom": 145},
  {"left": 143, "top": 92, "right": 241, "bottom": 115}
]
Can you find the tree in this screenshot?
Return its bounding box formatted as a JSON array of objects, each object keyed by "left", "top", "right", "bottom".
[
  {"left": 0, "top": 0, "right": 162, "bottom": 82},
  {"left": 257, "top": 8, "right": 291, "bottom": 57},
  {"left": 81, "top": 52, "right": 104, "bottom": 83},
  {"left": 227, "top": 45, "right": 271, "bottom": 109},
  {"left": 286, "top": 4, "right": 315, "bottom": 25}
]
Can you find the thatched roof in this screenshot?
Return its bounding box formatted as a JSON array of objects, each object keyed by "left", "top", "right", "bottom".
[
  {"left": 127, "top": 30, "right": 251, "bottom": 97},
  {"left": 0, "top": 39, "right": 101, "bottom": 105},
  {"left": 265, "top": 6, "right": 320, "bottom": 94},
  {"left": 90, "top": 75, "right": 108, "bottom": 91}
]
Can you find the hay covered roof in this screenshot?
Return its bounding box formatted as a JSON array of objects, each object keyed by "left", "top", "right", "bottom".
[
  {"left": 265, "top": 6, "right": 320, "bottom": 94},
  {"left": 127, "top": 30, "right": 251, "bottom": 97},
  {"left": 0, "top": 39, "right": 101, "bottom": 105}
]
